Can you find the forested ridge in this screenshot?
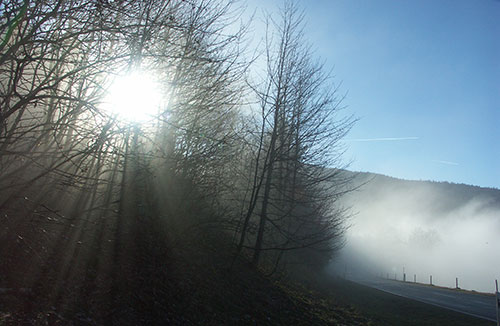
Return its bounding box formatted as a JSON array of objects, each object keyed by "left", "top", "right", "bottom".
[
  {"left": 0, "top": 1, "right": 359, "bottom": 324},
  {"left": 341, "top": 171, "right": 500, "bottom": 216}
]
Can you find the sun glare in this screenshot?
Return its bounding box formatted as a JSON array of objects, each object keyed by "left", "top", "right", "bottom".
[{"left": 104, "top": 71, "right": 163, "bottom": 122}]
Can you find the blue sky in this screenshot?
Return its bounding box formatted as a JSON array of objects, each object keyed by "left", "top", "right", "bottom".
[{"left": 246, "top": 0, "right": 500, "bottom": 188}]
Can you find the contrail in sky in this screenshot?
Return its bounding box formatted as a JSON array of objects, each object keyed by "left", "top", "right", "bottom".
[
  {"left": 432, "top": 160, "right": 459, "bottom": 166},
  {"left": 344, "top": 137, "right": 419, "bottom": 142}
]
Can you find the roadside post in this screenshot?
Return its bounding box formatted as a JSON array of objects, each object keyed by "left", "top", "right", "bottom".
[{"left": 496, "top": 279, "right": 499, "bottom": 326}]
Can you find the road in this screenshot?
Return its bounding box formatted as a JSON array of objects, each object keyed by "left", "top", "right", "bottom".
[{"left": 350, "top": 276, "right": 498, "bottom": 322}]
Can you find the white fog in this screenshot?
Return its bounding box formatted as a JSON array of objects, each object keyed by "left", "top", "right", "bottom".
[{"left": 331, "top": 172, "right": 500, "bottom": 293}]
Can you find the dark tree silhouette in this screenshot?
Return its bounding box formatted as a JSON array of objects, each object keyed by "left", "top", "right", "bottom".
[{"left": 234, "top": 2, "right": 354, "bottom": 270}]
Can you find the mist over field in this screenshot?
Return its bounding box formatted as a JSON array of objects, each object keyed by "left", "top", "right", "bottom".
[{"left": 330, "top": 172, "right": 500, "bottom": 293}]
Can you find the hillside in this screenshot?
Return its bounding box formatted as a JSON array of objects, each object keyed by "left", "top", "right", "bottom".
[
  {"left": 342, "top": 171, "right": 500, "bottom": 215},
  {"left": 0, "top": 226, "right": 372, "bottom": 325}
]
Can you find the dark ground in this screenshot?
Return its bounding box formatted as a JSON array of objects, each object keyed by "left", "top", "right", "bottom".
[
  {"left": 1, "top": 226, "right": 496, "bottom": 325},
  {"left": 0, "top": 227, "right": 371, "bottom": 325}
]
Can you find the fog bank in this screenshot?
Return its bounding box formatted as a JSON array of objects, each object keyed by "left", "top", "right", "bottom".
[{"left": 330, "top": 172, "right": 500, "bottom": 293}]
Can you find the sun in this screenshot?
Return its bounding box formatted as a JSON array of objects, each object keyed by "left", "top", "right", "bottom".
[{"left": 103, "top": 71, "right": 163, "bottom": 122}]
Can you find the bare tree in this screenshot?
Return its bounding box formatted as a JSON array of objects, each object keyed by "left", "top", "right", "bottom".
[
  {"left": 235, "top": 2, "right": 354, "bottom": 269},
  {"left": 0, "top": 0, "right": 248, "bottom": 318}
]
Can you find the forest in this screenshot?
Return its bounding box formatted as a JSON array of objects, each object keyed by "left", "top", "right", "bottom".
[{"left": 0, "top": 0, "right": 358, "bottom": 324}]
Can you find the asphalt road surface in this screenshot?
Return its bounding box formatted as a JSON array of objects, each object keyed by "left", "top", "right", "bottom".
[{"left": 350, "top": 276, "right": 498, "bottom": 322}]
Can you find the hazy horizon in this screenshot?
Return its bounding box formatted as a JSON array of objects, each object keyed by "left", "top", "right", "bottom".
[{"left": 329, "top": 171, "right": 500, "bottom": 293}]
